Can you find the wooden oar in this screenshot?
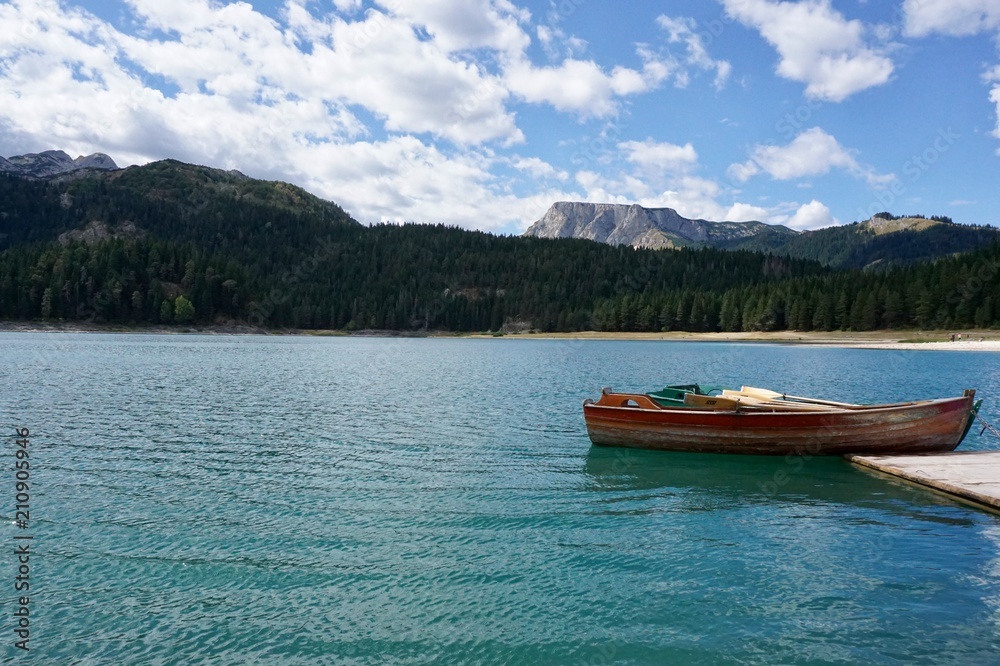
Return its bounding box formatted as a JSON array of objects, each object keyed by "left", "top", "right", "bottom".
[
  {"left": 687, "top": 392, "right": 838, "bottom": 412},
  {"left": 739, "top": 385, "right": 860, "bottom": 408},
  {"left": 720, "top": 391, "right": 837, "bottom": 411}
]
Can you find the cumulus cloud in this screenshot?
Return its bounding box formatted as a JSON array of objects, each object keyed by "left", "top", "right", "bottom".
[
  {"left": 722, "top": 0, "right": 894, "bottom": 101},
  {"left": 376, "top": 0, "right": 531, "bottom": 55},
  {"left": 785, "top": 199, "right": 838, "bottom": 230},
  {"left": 728, "top": 127, "right": 895, "bottom": 188},
  {"left": 619, "top": 139, "right": 698, "bottom": 172},
  {"left": 331, "top": 0, "right": 363, "bottom": 14},
  {"left": 511, "top": 156, "right": 569, "bottom": 181},
  {"left": 503, "top": 49, "right": 673, "bottom": 117},
  {"left": 902, "top": 0, "right": 1000, "bottom": 37},
  {"left": 725, "top": 202, "right": 771, "bottom": 222}
]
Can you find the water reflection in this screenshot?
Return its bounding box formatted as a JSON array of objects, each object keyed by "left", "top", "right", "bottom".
[{"left": 582, "top": 445, "right": 979, "bottom": 525}]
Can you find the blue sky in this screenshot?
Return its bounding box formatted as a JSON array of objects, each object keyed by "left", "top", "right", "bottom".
[{"left": 1, "top": 0, "right": 999, "bottom": 233}]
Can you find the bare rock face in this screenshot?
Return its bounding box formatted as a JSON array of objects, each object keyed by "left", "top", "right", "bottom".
[
  {"left": 0, "top": 149, "right": 118, "bottom": 178},
  {"left": 57, "top": 220, "right": 145, "bottom": 246},
  {"left": 72, "top": 152, "right": 118, "bottom": 171},
  {"left": 524, "top": 202, "right": 795, "bottom": 250}
]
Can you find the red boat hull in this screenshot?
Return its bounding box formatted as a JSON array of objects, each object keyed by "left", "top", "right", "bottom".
[{"left": 583, "top": 394, "right": 977, "bottom": 455}]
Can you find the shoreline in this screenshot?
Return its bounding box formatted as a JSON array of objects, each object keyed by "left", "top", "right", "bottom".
[
  {"left": 467, "top": 330, "right": 1000, "bottom": 351},
  {"left": 1, "top": 321, "right": 997, "bottom": 351}
]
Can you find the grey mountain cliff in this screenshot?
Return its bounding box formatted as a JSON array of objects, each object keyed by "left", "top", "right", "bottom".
[{"left": 524, "top": 201, "right": 797, "bottom": 250}]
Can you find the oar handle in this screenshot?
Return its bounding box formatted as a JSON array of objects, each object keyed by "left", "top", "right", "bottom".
[{"left": 739, "top": 386, "right": 860, "bottom": 408}]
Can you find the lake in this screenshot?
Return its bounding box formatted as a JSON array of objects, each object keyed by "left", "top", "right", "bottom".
[{"left": 3, "top": 333, "right": 1000, "bottom": 664}]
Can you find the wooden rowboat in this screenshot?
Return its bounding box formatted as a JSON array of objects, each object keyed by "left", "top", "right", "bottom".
[{"left": 583, "top": 386, "right": 981, "bottom": 455}]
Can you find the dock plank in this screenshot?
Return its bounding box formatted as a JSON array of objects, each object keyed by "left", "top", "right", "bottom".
[{"left": 845, "top": 451, "right": 1000, "bottom": 513}]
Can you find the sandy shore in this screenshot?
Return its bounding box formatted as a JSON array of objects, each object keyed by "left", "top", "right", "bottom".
[
  {"left": 1, "top": 321, "right": 997, "bottom": 350},
  {"left": 469, "top": 329, "right": 1000, "bottom": 351},
  {"left": 846, "top": 340, "right": 1000, "bottom": 351}
]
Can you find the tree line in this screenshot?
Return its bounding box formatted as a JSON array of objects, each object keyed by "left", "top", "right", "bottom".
[
  {"left": 1, "top": 164, "right": 998, "bottom": 332},
  {"left": 1, "top": 222, "right": 998, "bottom": 332}
]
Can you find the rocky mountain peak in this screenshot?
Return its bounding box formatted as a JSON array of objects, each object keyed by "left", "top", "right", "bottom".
[
  {"left": 0, "top": 149, "right": 119, "bottom": 178},
  {"left": 524, "top": 201, "right": 796, "bottom": 250}
]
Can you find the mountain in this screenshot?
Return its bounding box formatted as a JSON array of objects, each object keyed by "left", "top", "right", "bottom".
[
  {"left": 720, "top": 214, "right": 1000, "bottom": 269},
  {"left": 526, "top": 202, "right": 1000, "bottom": 269},
  {"left": 0, "top": 149, "right": 118, "bottom": 178},
  {"left": 524, "top": 201, "right": 797, "bottom": 250},
  {"left": 0, "top": 158, "right": 356, "bottom": 252}
]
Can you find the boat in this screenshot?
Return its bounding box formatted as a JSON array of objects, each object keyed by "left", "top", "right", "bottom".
[{"left": 582, "top": 384, "right": 982, "bottom": 455}]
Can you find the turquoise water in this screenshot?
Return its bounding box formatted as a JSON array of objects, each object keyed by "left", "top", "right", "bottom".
[{"left": 3, "top": 333, "right": 1000, "bottom": 664}]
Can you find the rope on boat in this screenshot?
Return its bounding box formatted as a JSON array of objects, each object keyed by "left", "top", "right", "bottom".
[{"left": 976, "top": 412, "right": 1000, "bottom": 441}]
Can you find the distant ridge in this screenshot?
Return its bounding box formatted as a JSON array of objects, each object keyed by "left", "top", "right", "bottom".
[
  {"left": 524, "top": 202, "right": 796, "bottom": 250},
  {"left": 722, "top": 212, "right": 1000, "bottom": 269},
  {"left": 0, "top": 149, "right": 118, "bottom": 178}
]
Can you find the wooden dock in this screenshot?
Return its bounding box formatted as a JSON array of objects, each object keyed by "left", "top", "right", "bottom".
[{"left": 846, "top": 451, "right": 1000, "bottom": 514}]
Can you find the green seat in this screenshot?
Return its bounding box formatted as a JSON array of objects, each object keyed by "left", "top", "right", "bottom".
[{"left": 648, "top": 384, "right": 727, "bottom": 407}]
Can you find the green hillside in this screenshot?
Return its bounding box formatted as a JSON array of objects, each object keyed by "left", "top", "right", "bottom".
[{"left": 719, "top": 214, "right": 1000, "bottom": 269}]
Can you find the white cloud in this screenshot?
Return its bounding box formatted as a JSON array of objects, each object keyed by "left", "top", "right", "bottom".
[
  {"left": 656, "top": 15, "right": 732, "bottom": 89},
  {"left": 986, "top": 66, "right": 1000, "bottom": 148},
  {"left": 504, "top": 49, "right": 673, "bottom": 117},
  {"left": 376, "top": 0, "right": 531, "bottom": 55},
  {"left": 722, "top": 0, "right": 894, "bottom": 101},
  {"left": 728, "top": 127, "right": 895, "bottom": 188},
  {"left": 619, "top": 139, "right": 698, "bottom": 172},
  {"left": 902, "top": 0, "right": 1000, "bottom": 37},
  {"left": 121, "top": 5, "right": 524, "bottom": 146},
  {"left": 633, "top": 176, "right": 729, "bottom": 221},
  {"left": 785, "top": 200, "right": 838, "bottom": 230},
  {"left": 511, "top": 156, "right": 568, "bottom": 181},
  {"left": 504, "top": 59, "right": 616, "bottom": 116},
  {"left": 725, "top": 202, "right": 771, "bottom": 222},
  {"left": 331, "top": 0, "right": 363, "bottom": 14},
  {"left": 123, "top": 0, "right": 219, "bottom": 34}
]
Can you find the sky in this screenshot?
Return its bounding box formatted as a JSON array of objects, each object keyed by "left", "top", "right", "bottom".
[{"left": 1, "top": 0, "right": 999, "bottom": 234}]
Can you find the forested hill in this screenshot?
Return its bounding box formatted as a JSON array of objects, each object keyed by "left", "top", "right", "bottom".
[
  {"left": 0, "top": 159, "right": 356, "bottom": 252},
  {"left": 718, "top": 214, "right": 1000, "bottom": 269},
  {"left": 0, "top": 158, "right": 998, "bottom": 332}
]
